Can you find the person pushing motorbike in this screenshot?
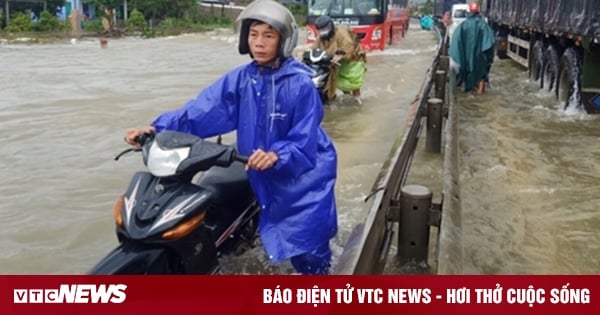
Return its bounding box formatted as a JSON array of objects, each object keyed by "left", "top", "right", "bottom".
[
  {"left": 313, "top": 14, "right": 366, "bottom": 103},
  {"left": 124, "top": 0, "right": 339, "bottom": 275}
]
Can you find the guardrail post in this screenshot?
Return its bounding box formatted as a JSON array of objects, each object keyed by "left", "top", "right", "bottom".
[
  {"left": 397, "top": 185, "right": 432, "bottom": 265},
  {"left": 426, "top": 98, "right": 443, "bottom": 153},
  {"left": 435, "top": 70, "right": 446, "bottom": 100},
  {"left": 439, "top": 55, "right": 450, "bottom": 72}
]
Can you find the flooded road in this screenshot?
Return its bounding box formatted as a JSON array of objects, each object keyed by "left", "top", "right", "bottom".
[
  {"left": 457, "top": 59, "right": 600, "bottom": 274},
  {"left": 0, "top": 25, "right": 438, "bottom": 274}
]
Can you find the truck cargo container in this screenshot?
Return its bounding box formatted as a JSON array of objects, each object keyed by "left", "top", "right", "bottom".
[{"left": 485, "top": 0, "right": 600, "bottom": 113}]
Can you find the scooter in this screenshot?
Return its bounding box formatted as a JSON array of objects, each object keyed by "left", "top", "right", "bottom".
[
  {"left": 88, "top": 131, "right": 260, "bottom": 274},
  {"left": 303, "top": 48, "right": 364, "bottom": 104},
  {"left": 302, "top": 48, "right": 338, "bottom": 104}
]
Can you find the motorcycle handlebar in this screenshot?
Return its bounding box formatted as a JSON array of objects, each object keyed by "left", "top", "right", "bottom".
[
  {"left": 134, "top": 132, "right": 154, "bottom": 146},
  {"left": 234, "top": 153, "right": 249, "bottom": 164}
]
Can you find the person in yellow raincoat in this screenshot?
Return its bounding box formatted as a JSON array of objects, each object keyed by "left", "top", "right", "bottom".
[{"left": 313, "top": 15, "right": 366, "bottom": 102}]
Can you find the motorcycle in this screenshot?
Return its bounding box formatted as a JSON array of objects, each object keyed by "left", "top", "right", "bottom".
[
  {"left": 302, "top": 48, "right": 338, "bottom": 104},
  {"left": 88, "top": 131, "right": 260, "bottom": 274},
  {"left": 302, "top": 48, "right": 364, "bottom": 104}
]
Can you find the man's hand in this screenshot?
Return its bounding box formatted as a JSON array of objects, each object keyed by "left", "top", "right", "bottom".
[
  {"left": 124, "top": 126, "right": 155, "bottom": 146},
  {"left": 247, "top": 149, "right": 278, "bottom": 171}
]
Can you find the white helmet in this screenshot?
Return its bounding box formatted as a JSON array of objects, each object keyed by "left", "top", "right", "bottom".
[{"left": 234, "top": 0, "right": 299, "bottom": 58}]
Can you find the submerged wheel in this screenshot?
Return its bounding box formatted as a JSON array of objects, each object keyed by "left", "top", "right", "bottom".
[
  {"left": 557, "top": 47, "right": 582, "bottom": 110},
  {"left": 495, "top": 35, "right": 509, "bottom": 59},
  {"left": 541, "top": 45, "right": 559, "bottom": 92},
  {"left": 529, "top": 40, "right": 544, "bottom": 84}
]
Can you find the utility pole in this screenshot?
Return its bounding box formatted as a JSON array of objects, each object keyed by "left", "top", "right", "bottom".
[{"left": 5, "top": 0, "right": 9, "bottom": 27}]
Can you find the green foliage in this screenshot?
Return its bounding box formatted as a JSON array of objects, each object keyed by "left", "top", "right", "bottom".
[
  {"left": 130, "top": 0, "right": 196, "bottom": 20},
  {"left": 34, "top": 11, "right": 61, "bottom": 32},
  {"left": 283, "top": 3, "right": 308, "bottom": 26},
  {"left": 141, "top": 26, "right": 156, "bottom": 38},
  {"left": 126, "top": 9, "right": 146, "bottom": 32},
  {"left": 144, "top": 15, "right": 232, "bottom": 37},
  {"left": 7, "top": 0, "right": 64, "bottom": 16},
  {"left": 6, "top": 12, "right": 33, "bottom": 32},
  {"left": 284, "top": 3, "right": 307, "bottom": 16},
  {"left": 423, "top": 0, "right": 433, "bottom": 15},
  {"left": 2, "top": 0, "right": 236, "bottom": 37},
  {"left": 190, "top": 14, "right": 232, "bottom": 27},
  {"left": 84, "top": 18, "right": 105, "bottom": 33},
  {"left": 83, "top": 0, "right": 125, "bottom": 12}
]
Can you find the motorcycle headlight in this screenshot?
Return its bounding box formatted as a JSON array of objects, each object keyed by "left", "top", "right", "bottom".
[{"left": 147, "top": 141, "right": 190, "bottom": 177}]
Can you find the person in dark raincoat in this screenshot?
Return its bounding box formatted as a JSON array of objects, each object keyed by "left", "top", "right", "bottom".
[
  {"left": 124, "top": 0, "right": 338, "bottom": 274},
  {"left": 449, "top": 2, "right": 495, "bottom": 94}
]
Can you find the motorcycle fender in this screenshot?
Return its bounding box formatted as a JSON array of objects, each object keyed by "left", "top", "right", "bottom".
[{"left": 87, "top": 242, "right": 170, "bottom": 275}]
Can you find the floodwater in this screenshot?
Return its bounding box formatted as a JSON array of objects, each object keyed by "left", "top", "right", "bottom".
[
  {"left": 0, "top": 24, "right": 438, "bottom": 274},
  {"left": 456, "top": 59, "right": 600, "bottom": 274}
]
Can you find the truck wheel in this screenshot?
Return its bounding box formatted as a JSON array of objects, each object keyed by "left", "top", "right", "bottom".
[
  {"left": 496, "top": 36, "right": 508, "bottom": 59},
  {"left": 557, "top": 47, "right": 582, "bottom": 110},
  {"left": 541, "top": 45, "right": 559, "bottom": 92},
  {"left": 529, "top": 41, "right": 544, "bottom": 84}
]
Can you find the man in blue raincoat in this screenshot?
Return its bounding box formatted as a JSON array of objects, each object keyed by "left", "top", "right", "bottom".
[
  {"left": 449, "top": 2, "right": 495, "bottom": 94},
  {"left": 124, "top": 0, "right": 338, "bottom": 274}
]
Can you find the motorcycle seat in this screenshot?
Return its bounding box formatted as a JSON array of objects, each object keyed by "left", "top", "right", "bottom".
[{"left": 195, "top": 162, "right": 254, "bottom": 208}]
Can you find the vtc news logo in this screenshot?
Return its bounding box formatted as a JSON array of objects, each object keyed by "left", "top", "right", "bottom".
[{"left": 13, "top": 284, "right": 127, "bottom": 304}]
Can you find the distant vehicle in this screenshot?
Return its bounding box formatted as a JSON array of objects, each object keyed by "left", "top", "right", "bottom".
[
  {"left": 433, "top": 0, "right": 465, "bottom": 18},
  {"left": 305, "top": 0, "right": 410, "bottom": 51},
  {"left": 446, "top": 3, "right": 468, "bottom": 43}
]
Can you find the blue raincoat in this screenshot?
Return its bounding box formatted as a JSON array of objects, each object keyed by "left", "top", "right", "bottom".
[{"left": 151, "top": 57, "right": 338, "bottom": 263}]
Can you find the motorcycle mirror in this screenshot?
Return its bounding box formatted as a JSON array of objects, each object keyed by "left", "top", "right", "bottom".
[{"left": 114, "top": 148, "right": 141, "bottom": 161}]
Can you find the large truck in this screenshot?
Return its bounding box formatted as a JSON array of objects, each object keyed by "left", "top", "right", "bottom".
[{"left": 485, "top": 0, "right": 600, "bottom": 113}]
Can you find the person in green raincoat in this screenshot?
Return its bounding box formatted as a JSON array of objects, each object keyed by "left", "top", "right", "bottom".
[
  {"left": 449, "top": 2, "right": 495, "bottom": 94},
  {"left": 313, "top": 15, "right": 366, "bottom": 102}
]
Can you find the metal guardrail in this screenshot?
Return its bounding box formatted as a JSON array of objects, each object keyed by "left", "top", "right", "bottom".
[
  {"left": 435, "top": 44, "right": 463, "bottom": 275},
  {"left": 334, "top": 23, "right": 445, "bottom": 275}
]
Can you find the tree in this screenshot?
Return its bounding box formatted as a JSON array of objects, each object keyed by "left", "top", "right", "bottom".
[
  {"left": 129, "top": 0, "right": 195, "bottom": 22},
  {"left": 83, "top": 0, "right": 123, "bottom": 31},
  {"left": 5, "top": 0, "right": 65, "bottom": 18},
  {"left": 82, "top": 0, "right": 196, "bottom": 30},
  {"left": 422, "top": 0, "right": 433, "bottom": 15}
]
